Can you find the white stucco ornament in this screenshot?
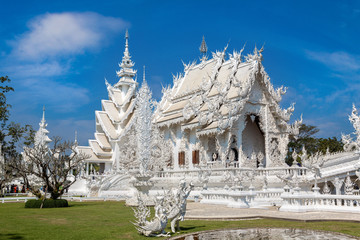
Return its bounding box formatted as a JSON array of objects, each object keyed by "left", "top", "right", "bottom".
[
  {"left": 132, "top": 180, "right": 193, "bottom": 236},
  {"left": 342, "top": 104, "right": 360, "bottom": 152}
]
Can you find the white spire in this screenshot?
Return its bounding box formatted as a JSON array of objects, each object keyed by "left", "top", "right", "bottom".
[
  {"left": 116, "top": 29, "right": 137, "bottom": 83},
  {"left": 34, "top": 106, "right": 52, "bottom": 146},
  {"left": 40, "top": 105, "right": 47, "bottom": 128},
  {"left": 135, "top": 73, "right": 153, "bottom": 174},
  {"left": 74, "top": 130, "right": 78, "bottom": 146}
]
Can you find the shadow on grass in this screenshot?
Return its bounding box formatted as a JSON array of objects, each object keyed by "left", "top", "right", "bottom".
[
  {"left": 179, "top": 226, "right": 202, "bottom": 231},
  {"left": 0, "top": 233, "right": 25, "bottom": 239},
  {"left": 68, "top": 202, "right": 98, "bottom": 207}
]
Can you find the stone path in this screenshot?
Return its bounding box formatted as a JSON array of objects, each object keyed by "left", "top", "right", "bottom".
[{"left": 185, "top": 202, "right": 360, "bottom": 222}]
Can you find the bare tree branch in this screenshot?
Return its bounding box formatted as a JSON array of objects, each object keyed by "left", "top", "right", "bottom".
[{"left": 9, "top": 137, "right": 89, "bottom": 200}]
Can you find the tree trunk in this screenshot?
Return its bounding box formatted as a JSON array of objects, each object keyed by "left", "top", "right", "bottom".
[{"left": 51, "top": 191, "right": 61, "bottom": 200}]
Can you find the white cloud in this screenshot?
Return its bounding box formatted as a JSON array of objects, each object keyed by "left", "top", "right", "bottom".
[
  {"left": 306, "top": 50, "right": 360, "bottom": 72},
  {"left": 2, "top": 61, "right": 67, "bottom": 78},
  {"left": 0, "top": 12, "right": 129, "bottom": 114},
  {"left": 10, "top": 12, "right": 128, "bottom": 61}
]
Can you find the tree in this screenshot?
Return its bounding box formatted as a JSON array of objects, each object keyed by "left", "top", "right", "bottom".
[
  {"left": 0, "top": 76, "right": 34, "bottom": 195},
  {"left": 0, "top": 153, "right": 12, "bottom": 197},
  {"left": 286, "top": 124, "right": 343, "bottom": 166},
  {"left": 10, "top": 137, "right": 88, "bottom": 201}
]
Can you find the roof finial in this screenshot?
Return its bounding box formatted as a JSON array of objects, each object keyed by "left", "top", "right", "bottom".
[
  {"left": 74, "top": 130, "right": 78, "bottom": 146},
  {"left": 200, "top": 36, "right": 207, "bottom": 54},
  {"left": 41, "top": 105, "right": 46, "bottom": 127},
  {"left": 124, "top": 29, "right": 129, "bottom": 57},
  {"left": 199, "top": 36, "right": 208, "bottom": 62},
  {"left": 143, "top": 65, "right": 146, "bottom": 82}
]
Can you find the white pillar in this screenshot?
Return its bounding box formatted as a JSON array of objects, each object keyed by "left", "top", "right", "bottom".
[
  {"left": 86, "top": 162, "right": 89, "bottom": 176},
  {"left": 114, "top": 142, "right": 120, "bottom": 173},
  {"left": 264, "top": 105, "right": 269, "bottom": 167}
]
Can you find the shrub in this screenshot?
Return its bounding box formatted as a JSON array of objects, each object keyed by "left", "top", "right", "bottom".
[{"left": 25, "top": 199, "right": 69, "bottom": 208}]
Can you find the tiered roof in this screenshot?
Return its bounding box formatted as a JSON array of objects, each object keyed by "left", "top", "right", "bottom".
[
  {"left": 77, "top": 31, "right": 137, "bottom": 162},
  {"left": 155, "top": 44, "right": 298, "bottom": 136}
]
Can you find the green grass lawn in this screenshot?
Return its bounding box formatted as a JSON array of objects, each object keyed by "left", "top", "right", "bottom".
[{"left": 0, "top": 201, "right": 360, "bottom": 240}]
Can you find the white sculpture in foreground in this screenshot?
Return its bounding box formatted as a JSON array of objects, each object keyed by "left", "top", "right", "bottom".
[
  {"left": 132, "top": 180, "right": 193, "bottom": 236},
  {"left": 133, "top": 196, "right": 169, "bottom": 237},
  {"left": 165, "top": 180, "right": 194, "bottom": 233}
]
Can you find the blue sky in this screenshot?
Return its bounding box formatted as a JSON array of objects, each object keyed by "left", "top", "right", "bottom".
[{"left": 1, "top": 0, "right": 360, "bottom": 145}]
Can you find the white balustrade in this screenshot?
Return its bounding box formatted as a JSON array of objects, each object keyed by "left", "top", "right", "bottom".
[
  {"left": 201, "top": 189, "right": 281, "bottom": 209},
  {"left": 280, "top": 192, "right": 360, "bottom": 213},
  {"left": 155, "top": 166, "right": 308, "bottom": 179},
  {"left": 0, "top": 197, "right": 36, "bottom": 203}
]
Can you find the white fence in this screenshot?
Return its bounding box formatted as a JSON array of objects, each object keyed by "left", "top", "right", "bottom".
[
  {"left": 0, "top": 197, "right": 36, "bottom": 203},
  {"left": 155, "top": 166, "right": 308, "bottom": 178},
  {"left": 0, "top": 196, "right": 125, "bottom": 203},
  {"left": 280, "top": 192, "right": 360, "bottom": 213},
  {"left": 201, "top": 189, "right": 283, "bottom": 209}
]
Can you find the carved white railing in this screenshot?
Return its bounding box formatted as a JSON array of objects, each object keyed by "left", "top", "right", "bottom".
[
  {"left": 201, "top": 189, "right": 257, "bottom": 208},
  {"left": 280, "top": 192, "right": 360, "bottom": 213},
  {"left": 253, "top": 189, "right": 284, "bottom": 207},
  {"left": 200, "top": 189, "right": 283, "bottom": 208},
  {"left": 155, "top": 166, "right": 308, "bottom": 178},
  {"left": 201, "top": 190, "right": 232, "bottom": 205}
]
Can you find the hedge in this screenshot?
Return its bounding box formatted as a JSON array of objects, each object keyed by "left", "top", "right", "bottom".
[{"left": 25, "top": 199, "right": 69, "bottom": 208}]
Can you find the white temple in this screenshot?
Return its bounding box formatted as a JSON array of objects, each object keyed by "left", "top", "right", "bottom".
[
  {"left": 71, "top": 32, "right": 360, "bottom": 213},
  {"left": 77, "top": 32, "right": 301, "bottom": 173},
  {"left": 154, "top": 43, "right": 301, "bottom": 170}
]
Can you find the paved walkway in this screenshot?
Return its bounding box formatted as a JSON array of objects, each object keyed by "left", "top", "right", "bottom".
[{"left": 185, "top": 202, "right": 360, "bottom": 222}]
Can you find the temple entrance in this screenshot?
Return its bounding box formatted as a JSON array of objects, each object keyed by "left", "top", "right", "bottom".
[
  {"left": 207, "top": 137, "right": 219, "bottom": 162},
  {"left": 241, "top": 114, "right": 265, "bottom": 167}
]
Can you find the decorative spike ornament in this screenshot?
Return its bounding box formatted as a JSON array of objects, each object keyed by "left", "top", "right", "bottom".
[
  {"left": 199, "top": 36, "right": 207, "bottom": 54},
  {"left": 199, "top": 36, "right": 208, "bottom": 62},
  {"left": 135, "top": 71, "right": 154, "bottom": 174}
]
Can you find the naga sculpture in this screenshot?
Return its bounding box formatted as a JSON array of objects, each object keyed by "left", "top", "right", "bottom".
[
  {"left": 165, "top": 180, "right": 194, "bottom": 233},
  {"left": 132, "top": 196, "right": 169, "bottom": 237},
  {"left": 132, "top": 180, "right": 194, "bottom": 236}
]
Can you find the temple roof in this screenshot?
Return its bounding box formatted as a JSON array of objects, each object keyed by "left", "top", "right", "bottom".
[
  {"left": 77, "top": 31, "right": 138, "bottom": 164},
  {"left": 154, "top": 46, "right": 297, "bottom": 135},
  {"left": 77, "top": 146, "right": 112, "bottom": 162}
]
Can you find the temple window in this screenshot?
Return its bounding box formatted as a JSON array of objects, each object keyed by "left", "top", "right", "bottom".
[
  {"left": 178, "top": 151, "right": 185, "bottom": 166},
  {"left": 192, "top": 150, "right": 199, "bottom": 165}
]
